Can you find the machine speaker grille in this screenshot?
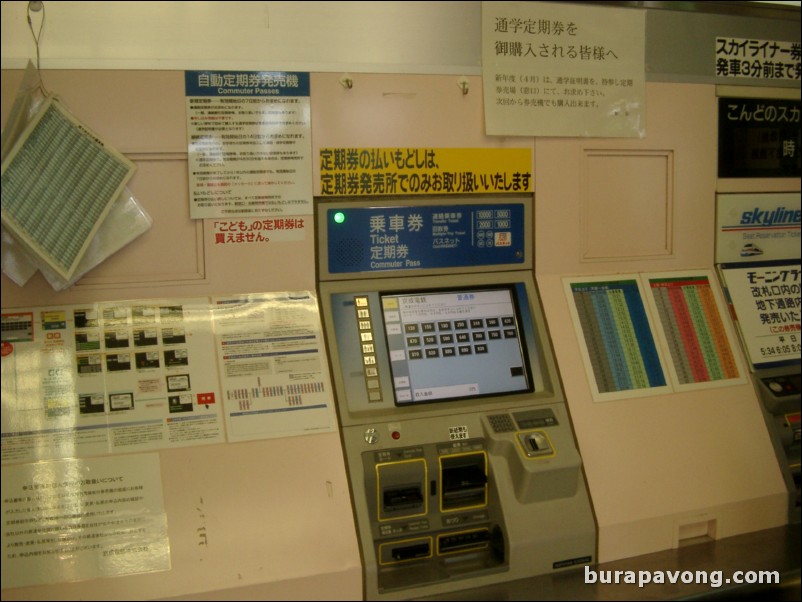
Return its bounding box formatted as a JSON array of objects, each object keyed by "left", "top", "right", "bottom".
[
  {"left": 487, "top": 414, "right": 516, "bottom": 433},
  {"left": 334, "top": 238, "right": 365, "bottom": 267}
]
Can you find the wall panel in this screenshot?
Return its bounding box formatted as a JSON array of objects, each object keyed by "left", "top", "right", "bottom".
[{"left": 581, "top": 149, "right": 674, "bottom": 261}]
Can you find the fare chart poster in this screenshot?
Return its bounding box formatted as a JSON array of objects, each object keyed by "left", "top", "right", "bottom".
[{"left": 565, "top": 271, "right": 746, "bottom": 402}]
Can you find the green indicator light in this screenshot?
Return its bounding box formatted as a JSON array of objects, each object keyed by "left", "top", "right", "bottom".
[{"left": 333, "top": 211, "right": 346, "bottom": 224}]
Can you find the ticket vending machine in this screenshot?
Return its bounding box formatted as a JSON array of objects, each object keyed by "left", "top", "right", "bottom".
[
  {"left": 316, "top": 195, "right": 596, "bottom": 600},
  {"left": 715, "top": 90, "right": 801, "bottom": 524},
  {"left": 716, "top": 193, "right": 801, "bottom": 523}
]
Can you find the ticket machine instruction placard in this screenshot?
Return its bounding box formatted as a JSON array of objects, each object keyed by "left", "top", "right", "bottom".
[{"left": 324, "top": 202, "right": 525, "bottom": 275}]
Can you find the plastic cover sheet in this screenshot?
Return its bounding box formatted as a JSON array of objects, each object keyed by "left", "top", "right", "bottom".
[{"left": 1, "top": 62, "right": 152, "bottom": 290}]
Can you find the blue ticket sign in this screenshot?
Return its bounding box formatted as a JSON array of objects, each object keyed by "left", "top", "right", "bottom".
[{"left": 326, "top": 204, "right": 525, "bottom": 274}]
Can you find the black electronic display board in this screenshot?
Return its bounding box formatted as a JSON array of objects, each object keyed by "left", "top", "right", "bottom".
[{"left": 718, "top": 97, "right": 801, "bottom": 178}]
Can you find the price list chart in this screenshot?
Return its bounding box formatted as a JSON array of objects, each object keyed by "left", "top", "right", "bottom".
[
  {"left": 566, "top": 277, "right": 669, "bottom": 401},
  {"left": 647, "top": 275, "right": 742, "bottom": 387}
]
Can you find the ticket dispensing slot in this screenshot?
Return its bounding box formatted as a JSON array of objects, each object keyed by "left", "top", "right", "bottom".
[
  {"left": 317, "top": 197, "right": 596, "bottom": 599},
  {"left": 439, "top": 452, "right": 488, "bottom": 511},
  {"left": 363, "top": 440, "right": 507, "bottom": 591}
]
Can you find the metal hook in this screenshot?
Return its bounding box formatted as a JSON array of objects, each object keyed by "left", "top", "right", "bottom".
[
  {"left": 340, "top": 75, "right": 353, "bottom": 90},
  {"left": 457, "top": 76, "right": 469, "bottom": 95}
]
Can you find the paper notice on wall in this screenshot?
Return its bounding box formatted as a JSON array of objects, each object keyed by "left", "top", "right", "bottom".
[
  {"left": 2, "top": 292, "right": 339, "bottom": 458},
  {"left": 212, "top": 292, "right": 337, "bottom": 441},
  {"left": 564, "top": 275, "right": 671, "bottom": 402},
  {"left": 1, "top": 453, "right": 170, "bottom": 589},
  {"left": 482, "top": 1, "right": 646, "bottom": 137},
  {"left": 715, "top": 37, "right": 801, "bottom": 83},
  {"left": 0, "top": 299, "right": 224, "bottom": 464},
  {"left": 643, "top": 271, "right": 747, "bottom": 390},
  {"left": 719, "top": 262, "right": 801, "bottom": 368},
  {"left": 185, "top": 70, "right": 313, "bottom": 219},
  {"left": 565, "top": 271, "right": 748, "bottom": 401},
  {"left": 318, "top": 148, "right": 533, "bottom": 196}
]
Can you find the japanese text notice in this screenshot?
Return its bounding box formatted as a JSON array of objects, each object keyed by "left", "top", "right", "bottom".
[
  {"left": 482, "top": 1, "right": 646, "bottom": 137},
  {"left": 1, "top": 453, "right": 170, "bottom": 589},
  {"left": 212, "top": 292, "right": 336, "bottom": 441},
  {"left": 720, "top": 263, "right": 801, "bottom": 368},
  {"left": 185, "top": 71, "right": 312, "bottom": 219}
]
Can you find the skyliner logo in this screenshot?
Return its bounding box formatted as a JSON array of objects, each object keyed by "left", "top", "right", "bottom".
[{"left": 728, "top": 206, "right": 801, "bottom": 230}]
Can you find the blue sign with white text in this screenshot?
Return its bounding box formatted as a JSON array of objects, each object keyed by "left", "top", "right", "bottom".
[
  {"left": 326, "top": 204, "right": 525, "bottom": 274},
  {"left": 185, "top": 71, "right": 310, "bottom": 97}
]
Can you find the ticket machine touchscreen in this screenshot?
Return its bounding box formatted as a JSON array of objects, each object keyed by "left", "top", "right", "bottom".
[{"left": 381, "top": 287, "right": 532, "bottom": 405}]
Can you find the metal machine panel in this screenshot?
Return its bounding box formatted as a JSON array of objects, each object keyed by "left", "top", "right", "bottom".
[{"left": 316, "top": 196, "right": 596, "bottom": 599}]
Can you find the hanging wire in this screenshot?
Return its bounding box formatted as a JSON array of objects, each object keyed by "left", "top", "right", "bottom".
[{"left": 26, "top": 1, "right": 49, "bottom": 96}]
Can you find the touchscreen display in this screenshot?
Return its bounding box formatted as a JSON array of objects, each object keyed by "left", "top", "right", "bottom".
[{"left": 381, "top": 287, "right": 532, "bottom": 405}]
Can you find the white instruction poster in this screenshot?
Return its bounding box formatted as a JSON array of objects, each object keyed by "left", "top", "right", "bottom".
[
  {"left": 213, "top": 292, "right": 337, "bottom": 441},
  {"left": 482, "top": 1, "right": 645, "bottom": 137},
  {"left": 1, "top": 299, "right": 224, "bottom": 464},
  {"left": 185, "top": 70, "right": 313, "bottom": 219},
  {"left": 1, "top": 453, "right": 170, "bottom": 589}
]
